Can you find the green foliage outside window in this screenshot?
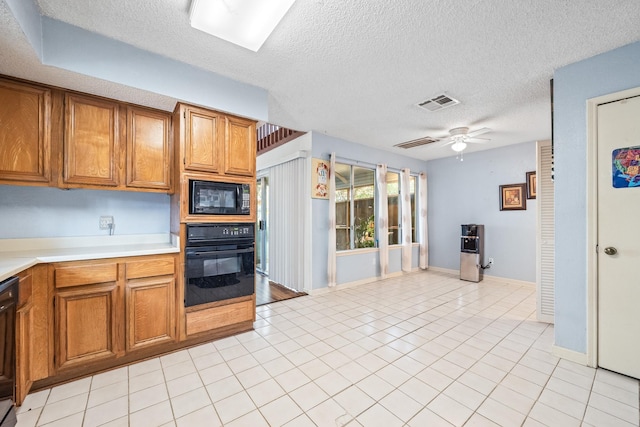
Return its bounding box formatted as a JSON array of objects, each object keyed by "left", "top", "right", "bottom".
[{"left": 355, "top": 214, "right": 375, "bottom": 248}]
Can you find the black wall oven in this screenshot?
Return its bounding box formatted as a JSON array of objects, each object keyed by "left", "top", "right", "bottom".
[{"left": 185, "top": 223, "right": 255, "bottom": 307}]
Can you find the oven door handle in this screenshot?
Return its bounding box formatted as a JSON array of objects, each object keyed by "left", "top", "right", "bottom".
[{"left": 189, "top": 248, "right": 254, "bottom": 257}]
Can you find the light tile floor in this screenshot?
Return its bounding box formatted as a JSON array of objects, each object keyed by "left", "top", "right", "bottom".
[{"left": 16, "top": 271, "right": 640, "bottom": 426}]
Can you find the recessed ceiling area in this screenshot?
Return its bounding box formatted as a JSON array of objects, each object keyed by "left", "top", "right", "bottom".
[{"left": 2, "top": 0, "right": 640, "bottom": 160}]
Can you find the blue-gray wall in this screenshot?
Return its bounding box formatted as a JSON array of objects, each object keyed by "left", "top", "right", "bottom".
[
  {"left": 426, "top": 142, "right": 537, "bottom": 282},
  {"left": 0, "top": 185, "right": 169, "bottom": 238},
  {"left": 310, "top": 132, "right": 428, "bottom": 289},
  {"left": 553, "top": 41, "right": 640, "bottom": 354},
  {"left": 5, "top": 0, "right": 268, "bottom": 121}
]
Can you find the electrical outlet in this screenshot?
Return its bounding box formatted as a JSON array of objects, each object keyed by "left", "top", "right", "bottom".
[
  {"left": 99, "top": 216, "right": 114, "bottom": 230},
  {"left": 488, "top": 257, "right": 494, "bottom": 265}
]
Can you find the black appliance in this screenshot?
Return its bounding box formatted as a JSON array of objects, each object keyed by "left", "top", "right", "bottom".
[
  {"left": 0, "top": 277, "right": 18, "bottom": 427},
  {"left": 189, "top": 180, "right": 250, "bottom": 216},
  {"left": 185, "top": 223, "right": 255, "bottom": 307},
  {"left": 460, "top": 224, "right": 484, "bottom": 282}
]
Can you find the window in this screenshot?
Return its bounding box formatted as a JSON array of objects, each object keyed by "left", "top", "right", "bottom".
[
  {"left": 410, "top": 175, "right": 417, "bottom": 242},
  {"left": 335, "top": 163, "right": 375, "bottom": 250},
  {"left": 387, "top": 172, "right": 400, "bottom": 245},
  {"left": 387, "top": 172, "right": 417, "bottom": 244}
]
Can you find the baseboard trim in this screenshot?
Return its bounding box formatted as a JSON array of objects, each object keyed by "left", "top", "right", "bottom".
[
  {"left": 426, "top": 266, "right": 458, "bottom": 276},
  {"left": 482, "top": 274, "right": 536, "bottom": 289},
  {"left": 309, "top": 270, "right": 424, "bottom": 295},
  {"left": 552, "top": 345, "right": 589, "bottom": 366},
  {"left": 424, "top": 267, "right": 535, "bottom": 288}
]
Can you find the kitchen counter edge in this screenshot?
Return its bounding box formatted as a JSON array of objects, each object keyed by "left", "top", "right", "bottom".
[{"left": 0, "top": 233, "right": 180, "bottom": 281}]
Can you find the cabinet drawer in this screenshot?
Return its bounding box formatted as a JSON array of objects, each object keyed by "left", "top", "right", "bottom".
[
  {"left": 186, "top": 300, "right": 253, "bottom": 336},
  {"left": 125, "top": 257, "right": 174, "bottom": 280},
  {"left": 55, "top": 263, "right": 118, "bottom": 288}
]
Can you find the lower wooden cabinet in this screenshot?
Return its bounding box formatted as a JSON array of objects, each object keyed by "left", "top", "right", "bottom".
[
  {"left": 55, "top": 282, "right": 120, "bottom": 369},
  {"left": 126, "top": 277, "right": 175, "bottom": 351},
  {"left": 15, "top": 265, "right": 48, "bottom": 405},
  {"left": 125, "top": 257, "right": 176, "bottom": 351},
  {"left": 51, "top": 255, "right": 177, "bottom": 372},
  {"left": 15, "top": 301, "right": 33, "bottom": 405},
  {"left": 17, "top": 252, "right": 256, "bottom": 397}
]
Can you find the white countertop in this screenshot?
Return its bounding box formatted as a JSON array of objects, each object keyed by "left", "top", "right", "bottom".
[{"left": 0, "top": 233, "right": 180, "bottom": 282}]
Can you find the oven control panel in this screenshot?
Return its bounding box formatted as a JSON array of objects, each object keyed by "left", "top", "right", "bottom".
[{"left": 187, "top": 223, "right": 255, "bottom": 243}]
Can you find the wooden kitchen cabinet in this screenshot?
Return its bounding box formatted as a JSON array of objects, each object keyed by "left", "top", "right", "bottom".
[
  {"left": 53, "top": 262, "right": 121, "bottom": 370},
  {"left": 15, "top": 265, "right": 49, "bottom": 406},
  {"left": 50, "top": 255, "right": 177, "bottom": 373},
  {"left": 0, "top": 74, "right": 175, "bottom": 193},
  {"left": 224, "top": 115, "right": 256, "bottom": 177},
  {"left": 63, "top": 93, "right": 120, "bottom": 187},
  {"left": 0, "top": 78, "right": 51, "bottom": 185},
  {"left": 182, "top": 105, "right": 224, "bottom": 174},
  {"left": 126, "top": 106, "right": 173, "bottom": 191},
  {"left": 63, "top": 94, "right": 174, "bottom": 192},
  {"left": 125, "top": 257, "right": 176, "bottom": 351},
  {"left": 176, "top": 103, "right": 256, "bottom": 177},
  {"left": 15, "top": 270, "right": 34, "bottom": 405}
]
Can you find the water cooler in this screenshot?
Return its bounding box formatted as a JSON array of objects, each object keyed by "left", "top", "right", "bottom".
[{"left": 460, "top": 224, "right": 484, "bottom": 282}]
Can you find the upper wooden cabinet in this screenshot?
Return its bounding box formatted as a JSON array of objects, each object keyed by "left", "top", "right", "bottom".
[
  {"left": 0, "top": 75, "right": 174, "bottom": 193},
  {"left": 225, "top": 115, "right": 256, "bottom": 177},
  {"left": 176, "top": 103, "right": 256, "bottom": 178},
  {"left": 0, "top": 78, "right": 51, "bottom": 185},
  {"left": 63, "top": 93, "right": 120, "bottom": 187},
  {"left": 127, "top": 106, "right": 172, "bottom": 191},
  {"left": 183, "top": 106, "right": 224, "bottom": 174},
  {"left": 62, "top": 93, "right": 173, "bottom": 192}
]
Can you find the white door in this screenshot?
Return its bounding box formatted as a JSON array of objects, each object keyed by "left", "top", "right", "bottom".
[{"left": 597, "top": 95, "right": 640, "bottom": 379}]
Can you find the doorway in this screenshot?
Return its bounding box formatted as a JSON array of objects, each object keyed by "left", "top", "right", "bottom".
[{"left": 587, "top": 88, "right": 640, "bottom": 379}]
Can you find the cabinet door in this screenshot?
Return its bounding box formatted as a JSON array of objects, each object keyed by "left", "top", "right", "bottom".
[
  {"left": 55, "top": 283, "right": 119, "bottom": 369},
  {"left": 224, "top": 116, "right": 256, "bottom": 177},
  {"left": 126, "top": 276, "right": 176, "bottom": 351},
  {"left": 16, "top": 302, "right": 33, "bottom": 405},
  {"left": 0, "top": 78, "right": 51, "bottom": 184},
  {"left": 184, "top": 107, "right": 223, "bottom": 173},
  {"left": 127, "top": 107, "right": 172, "bottom": 191},
  {"left": 64, "top": 94, "right": 120, "bottom": 186}
]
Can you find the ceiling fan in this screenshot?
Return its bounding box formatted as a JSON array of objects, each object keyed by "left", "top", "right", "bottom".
[{"left": 440, "top": 127, "right": 491, "bottom": 153}]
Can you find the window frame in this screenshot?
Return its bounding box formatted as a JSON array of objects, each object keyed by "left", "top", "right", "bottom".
[{"left": 335, "top": 162, "right": 376, "bottom": 252}]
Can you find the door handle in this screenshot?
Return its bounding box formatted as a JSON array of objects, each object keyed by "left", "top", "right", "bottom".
[{"left": 604, "top": 247, "right": 617, "bottom": 255}]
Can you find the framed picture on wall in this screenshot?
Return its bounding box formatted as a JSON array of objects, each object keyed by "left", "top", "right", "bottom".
[
  {"left": 500, "top": 183, "right": 527, "bottom": 211},
  {"left": 526, "top": 171, "right": 537, "bottom": 199}
]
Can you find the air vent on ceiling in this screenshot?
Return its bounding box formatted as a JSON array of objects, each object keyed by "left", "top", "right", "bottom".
[
  {"left": 418, "top": 94, "right": 460, "bottom": 112},
  {"left": 394, "top": 136, "right": 439, "bottom": 149}
]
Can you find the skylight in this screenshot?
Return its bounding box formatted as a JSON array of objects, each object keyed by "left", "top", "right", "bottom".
[{"left": 189, "top": 0, "right": 297, "bottom": 52}]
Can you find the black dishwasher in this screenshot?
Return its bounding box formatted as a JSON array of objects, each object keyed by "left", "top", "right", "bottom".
[{"left": 0, "top": 277, "right": 17, "bottom": 427}]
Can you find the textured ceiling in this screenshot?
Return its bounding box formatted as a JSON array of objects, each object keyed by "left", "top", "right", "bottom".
[{"left": 2, "top": 0, "right": 640, "bottom": 160}]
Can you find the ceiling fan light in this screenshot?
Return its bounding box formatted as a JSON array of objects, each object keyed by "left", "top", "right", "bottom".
[{"left": 451, "top": 141, "right": 467, "bottom": 152}]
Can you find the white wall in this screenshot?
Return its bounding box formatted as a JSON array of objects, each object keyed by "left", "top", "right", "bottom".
[
  {"left": 0, "top": 185, "right": 169, "bottom": 238},
  {"left": 553, "top": 41, "right": 640, "bottom": 354},
  {"left": 426, "top": 142, "right": 537, "bottom": 282}
]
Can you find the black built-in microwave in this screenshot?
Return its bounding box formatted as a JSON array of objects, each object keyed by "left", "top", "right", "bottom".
[{"left": 189, "top": 180, "right": 250, "bottom": 215}]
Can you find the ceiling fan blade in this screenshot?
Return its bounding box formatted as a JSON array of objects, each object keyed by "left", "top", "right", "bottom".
[
  {"left": 467, "top": 127, "right": 491, "bottom": 138},
  {"left": 467, "top": 137, "right": 490, "bottom": 143}
]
